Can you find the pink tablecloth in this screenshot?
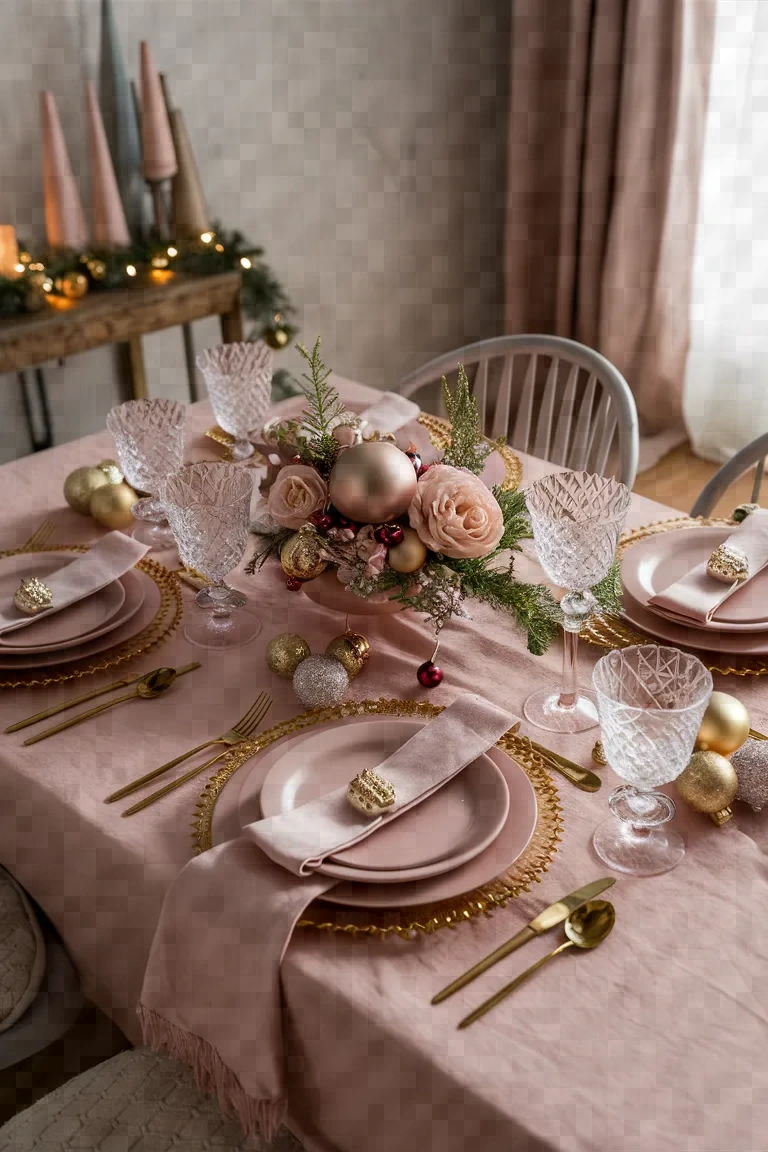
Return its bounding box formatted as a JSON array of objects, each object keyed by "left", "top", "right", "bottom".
[{"left": 1, "top": 383, "right": 767, "bottom": 1152}]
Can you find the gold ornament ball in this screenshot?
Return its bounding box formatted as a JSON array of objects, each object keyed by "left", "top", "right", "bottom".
[
  {"left": 88, "top": 258, "right": 107, "bottom": 281},
  {"left": 328, "top": 442, "right": 417, "bottom": 524},
  {"left": 89, "top": 482, "right": 137, "bottom": 529},
  {"left": 280, "top": 527, "right": 328, "bottom": 581},
  {"left": 387, "top": 526, "right": 428, "bottom": 573},
  {"left": 695, "top": 691, "right": 750, "bottom": 756},
  {"left": 60, "top": 270, "right": 89, "bottom": 299},
  {"left": 24, "top": 285, "right": 47, "bottom": 313},
  {"left": 64, "top": 465, "right": 112, "bottom": 514},
  {"left": 266, "top": 633, "right": 311, "bottom": 679},
  {"left": 325, "top": 631, "right": 371, "bottom": 679},
  {"left": 677, "top": 750, "right": 738, "bottom": 824},
  {"left": 97, "top": 458, "right": 124, "bottom": 485}
]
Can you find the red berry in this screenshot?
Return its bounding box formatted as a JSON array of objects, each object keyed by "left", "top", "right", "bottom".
[
  {"left": 285, "top": 576, "right": 302, "bottom": 591},
  {"left": 417, "top": 463, "right": 432, "bottom": 478},
  {"left": 386, "top": 524, "right": 404, "bottom": 546},
  {"left": 373, "top": 525, "right": 389, "bottom": 544},
  {"left": 314, "top": 514, "right": 333, "bottom": 533},
  {"left": 417, "top": 660, "right": 444, "bottom": 688},
  {"left": 336, "top": 515, "right": 355, "bottom": 530},
  {"left": 291, "top": 454, "right": 302, "bottom": 464}
]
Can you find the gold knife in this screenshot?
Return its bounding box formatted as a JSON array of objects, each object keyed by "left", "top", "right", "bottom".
[
  {"left": 508, "top": 723, "right": 601, "bottom": 792},
  {"left": 5, "top": 670, "right": 152, "bottom": 733},
  {"left": 431, "top": 876, "right": 616, "bottom": 1004}
]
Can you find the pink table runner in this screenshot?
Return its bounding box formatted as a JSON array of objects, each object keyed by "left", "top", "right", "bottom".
[{"left": 1, "top": 383, "right": 767, "bottom": 1152}]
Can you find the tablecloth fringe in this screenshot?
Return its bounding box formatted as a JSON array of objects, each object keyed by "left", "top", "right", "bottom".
[{"left": 137, "top": 1002, "right": 286, "bottom": 1141}]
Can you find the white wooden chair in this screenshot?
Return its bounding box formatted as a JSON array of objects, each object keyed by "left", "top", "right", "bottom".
[
  {"left": 690, "top": 432, "right": 768, "bottom": 517},
  {"left": 0, "top": 1049, "right": 304, "bottom": 1151},
  {"left": 397, "top": 334, "right": 640, "bottom": 489}
]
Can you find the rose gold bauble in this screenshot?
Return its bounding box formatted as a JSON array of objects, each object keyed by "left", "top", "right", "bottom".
[
  {"left": 328, "top": 441, "right": 417, "bottom": 524},
  {"left": 387, "top": 526, "right": 427, "bottom": 573},
  {"left": 677, "top": 750, "right": 738, "bottom": 826}
]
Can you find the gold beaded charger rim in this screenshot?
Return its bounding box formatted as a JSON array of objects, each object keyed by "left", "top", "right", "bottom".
[
  {"left": 580, "top": 515, "right": 768, "bottom": 677},
  {"left": 0, "top": 545, "right": 183, "bottom": 689},
  {"left": 205, "top": 414, "right": 523, "bottom": 493},
  {"left": 192, "top": 698, "right": 562, "bottom": 939}
]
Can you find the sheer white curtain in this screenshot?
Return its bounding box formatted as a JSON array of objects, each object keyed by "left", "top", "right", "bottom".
[{"left": 684, "top": 0, "right": 768, "bottom": 462}]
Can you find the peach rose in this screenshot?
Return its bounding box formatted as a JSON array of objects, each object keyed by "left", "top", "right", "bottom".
[
  {"left": 408, "top": 464, "right": 504, "bottom": 559},
  {"left": 267, "top": 464, "right": 328, "bottom": 529}
]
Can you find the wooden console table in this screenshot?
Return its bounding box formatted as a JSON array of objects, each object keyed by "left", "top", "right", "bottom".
[{"left": 0, "top": 271, "right": 242, "bottom": 449}]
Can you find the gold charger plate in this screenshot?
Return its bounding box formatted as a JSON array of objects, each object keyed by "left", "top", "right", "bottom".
[
  {"left": 0, "top": 546, "right": 183, "bottom": 689},
  {"left": 581, "top": 515, "right": 768, "bottom": 677},
  {"left": 192, "top": 698, "right": 562, "bottom": 939},
  {"left": 206, "top": 412, "right": 523, "bottom": 493}
]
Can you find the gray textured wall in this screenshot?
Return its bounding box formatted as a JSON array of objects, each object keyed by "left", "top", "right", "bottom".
[{"left": 0, "top": 0, "right": 509, "bottom": 463}]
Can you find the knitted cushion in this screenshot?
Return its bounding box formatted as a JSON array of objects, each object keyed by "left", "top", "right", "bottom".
[
  {"left": 0, "top": 1049, "right": 306, "bottom": 1151},
  {"left": 0, "top": 868, "right": 45, "bottom": 1034}
]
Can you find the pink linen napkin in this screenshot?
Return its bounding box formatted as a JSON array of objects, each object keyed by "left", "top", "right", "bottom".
[
  {"left": 647, "top": 510, "right": 768, "bottom": 624},
  {"left": 138, "top": 694, "right": 516, "bottom": 1139},
  {"left": 0, "top": 532, "right": 149, "bottom": 636}
]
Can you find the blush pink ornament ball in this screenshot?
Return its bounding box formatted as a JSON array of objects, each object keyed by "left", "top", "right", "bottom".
[{"left": 329, "top": 442, "right": 417, "bottom": 525}]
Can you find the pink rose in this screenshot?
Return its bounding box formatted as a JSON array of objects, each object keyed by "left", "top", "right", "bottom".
[
  {"left": 408, "top": 464, "right": 504, "bottom": 559},
  {"left": 267, "top": 464, "right": 328, "bottom": 529}
]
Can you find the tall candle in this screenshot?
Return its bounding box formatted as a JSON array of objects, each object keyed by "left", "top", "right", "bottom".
[{"left": 0, "top": 226, "right": 19, "bottom": 278}]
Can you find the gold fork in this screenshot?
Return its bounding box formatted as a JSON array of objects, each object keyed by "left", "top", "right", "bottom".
[
  {"left": 106, "top": 692, "right": 272, "bottom": 812},
  {"left": 19, "top": 520, "right": 55, "bottom": 552}
]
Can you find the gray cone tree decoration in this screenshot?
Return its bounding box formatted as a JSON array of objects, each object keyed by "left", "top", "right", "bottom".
[{"left": 99, "top": 0, "right": 146, "bottom": 239}]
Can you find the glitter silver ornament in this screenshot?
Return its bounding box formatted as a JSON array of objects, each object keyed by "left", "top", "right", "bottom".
[
  {"left": 732, "top": 738, "right": 768, "bottom": 811},
  {"left": 292, "top": 654, "right": 349, "bottom": 710}
]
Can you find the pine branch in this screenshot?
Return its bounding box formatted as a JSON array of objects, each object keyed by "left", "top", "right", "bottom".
[
  {"left": 244, "top": 528, "right": 292, "bottom": 575},
  {"left": 591, "top": 559, "right": 622, "bottom": 615},
  {"left": 440, "top": 366, "right": 494, "bottom": 474},
  {"left": 295, "top": 338, "right": 346, "bottom": 439}
]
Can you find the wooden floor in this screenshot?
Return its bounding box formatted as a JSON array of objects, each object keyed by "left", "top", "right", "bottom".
[{"left": 633, "top": 442, "right": 756, "bottom": 517}]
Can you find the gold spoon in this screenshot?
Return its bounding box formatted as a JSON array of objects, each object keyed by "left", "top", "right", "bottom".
[
  {"left": 459, "top": 899, "right": 615, "bottom": 1029},
  {"left": 22, "top": 664, "right": 198, "bottom": 746}
]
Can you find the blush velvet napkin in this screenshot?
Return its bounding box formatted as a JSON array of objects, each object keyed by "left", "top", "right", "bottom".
[
  {"left": 648, "top": 510, "right": 768, "bottom": 624},
  {"left": 0, "top": 532, "right": 149, "bottom": 636},
  {"left": 138, "top": 694, "right": 517, "bottom": 1138}
]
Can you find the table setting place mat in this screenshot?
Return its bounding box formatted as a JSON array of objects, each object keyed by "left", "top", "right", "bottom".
[
  {"left": 0, "top": 542, "right": 183, "bottom": 688},
  {"left": 140, "top": 694, "right": 553, "bottom": 1140},
  {"left": 582, "top": 515, "right": 768, "bottom": 676}
]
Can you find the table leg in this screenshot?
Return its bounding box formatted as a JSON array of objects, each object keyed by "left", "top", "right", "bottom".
[
  {"left": 17, "top": 369, "right": 54, "bottom": 452},
  {"left": 181, "top": 323, "right": 199, "bottom": 402},
  {"left": 122, "top": 337, "right": 148, "bottom": 401},
  {"left": 220, "top": 305, "right": 243, "bottom": 344}
]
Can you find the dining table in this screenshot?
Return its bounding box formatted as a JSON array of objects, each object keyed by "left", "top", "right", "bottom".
[{"left": 1, "top": 376, "right": 767, "bottom": 1152}]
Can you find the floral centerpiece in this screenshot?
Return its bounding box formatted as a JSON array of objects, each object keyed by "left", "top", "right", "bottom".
[{"left": 247, "top": 339, "right": 619, "bottom": 675}]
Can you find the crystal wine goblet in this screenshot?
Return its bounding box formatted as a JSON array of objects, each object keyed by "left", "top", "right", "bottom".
[
  {"left": 196, "top": 340, "right": 273, "bottom": 460},
  {"left": 161, "top": 462, "right": 260, "bottom": 649},
  {"left": 592, "top": 645, "right": 713, "bottom": 876},
  {"left": 523, "top": 470, "right": 631, "bottom": 733},
  {"left": 106, "top": 398, "right": 186, "bottom": 550}
]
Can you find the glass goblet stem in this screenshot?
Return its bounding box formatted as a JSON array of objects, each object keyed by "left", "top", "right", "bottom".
[{"left": 557, "top": 590, "right": 596, "bottom": 708}]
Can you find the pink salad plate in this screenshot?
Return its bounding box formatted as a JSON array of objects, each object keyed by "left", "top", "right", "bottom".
[
  {"left": 621, "top": 525, "right": 768, "bottom": 632},
  {"left": 211, "top": 714, "right": 538, "bottom": 909},
  {"left": 620, "top": 590, "right": 768, "bottom": 656},
  {"left": 257, "top": 719, "right": 510, "bottom": 882},
  {"left": 0, "top": 567, "right": 153, "bottom": 670},
  {"left": 0, "top": 554, "right": 144, "bottom": 652}
]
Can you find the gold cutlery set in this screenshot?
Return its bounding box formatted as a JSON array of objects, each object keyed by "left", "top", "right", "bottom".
[{"left": 433, "top": 877, "right": 616, "bottom": 1027}]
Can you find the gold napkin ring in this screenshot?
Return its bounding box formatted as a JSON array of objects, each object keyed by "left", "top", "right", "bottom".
[
  {"left": 14, "top": 576, "right": 54, "bottom": 615},
  {"left": 347, "top": 768, "right": 396, "bottom": 817},
  {"left": 706, "top": 543, "right": 750, "bottom": 585}
]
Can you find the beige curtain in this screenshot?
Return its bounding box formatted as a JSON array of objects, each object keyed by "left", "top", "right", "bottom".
[{"left": 505, "top": 0, "right": 715, "bottom": 446}]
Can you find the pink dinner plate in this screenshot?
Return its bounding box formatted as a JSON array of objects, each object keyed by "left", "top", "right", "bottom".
[
  {"left": 621, "top": 526, "right": 768, "bottom": 631},
  {"left": 620, "top": 589, "right": 768, "bottom": 655},
  {"left": 0, "top": 553, "right": 127, "bottom": 650},
  {"left": 257, "top": 719, "right": 510, "bottom": 882},
  {"left": 0, "top": 568, "right": 156, "bottom": 670},
  {"left": 211, "top": 714, "right": 538, "bottom": 908}
]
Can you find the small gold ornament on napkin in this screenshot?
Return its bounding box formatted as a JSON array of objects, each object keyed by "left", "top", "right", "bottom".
[
  {"left": 347, "top": 768, "right": 396, "bottom": 817},
  {"left": 14, "top": 576, "right": 54, "bottom": 615},
  {"left": 706, "top": 543, "right": 750, "bottom": 585}
]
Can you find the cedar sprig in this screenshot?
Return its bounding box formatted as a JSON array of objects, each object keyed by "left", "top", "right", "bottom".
[{"left": 440, "top": 366, "right": 494, "bottom": 475}]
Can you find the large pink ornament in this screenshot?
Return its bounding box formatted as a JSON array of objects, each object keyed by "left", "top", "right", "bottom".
[{"left": 329, "top": 441, "right": 417, "bottom": 524}]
